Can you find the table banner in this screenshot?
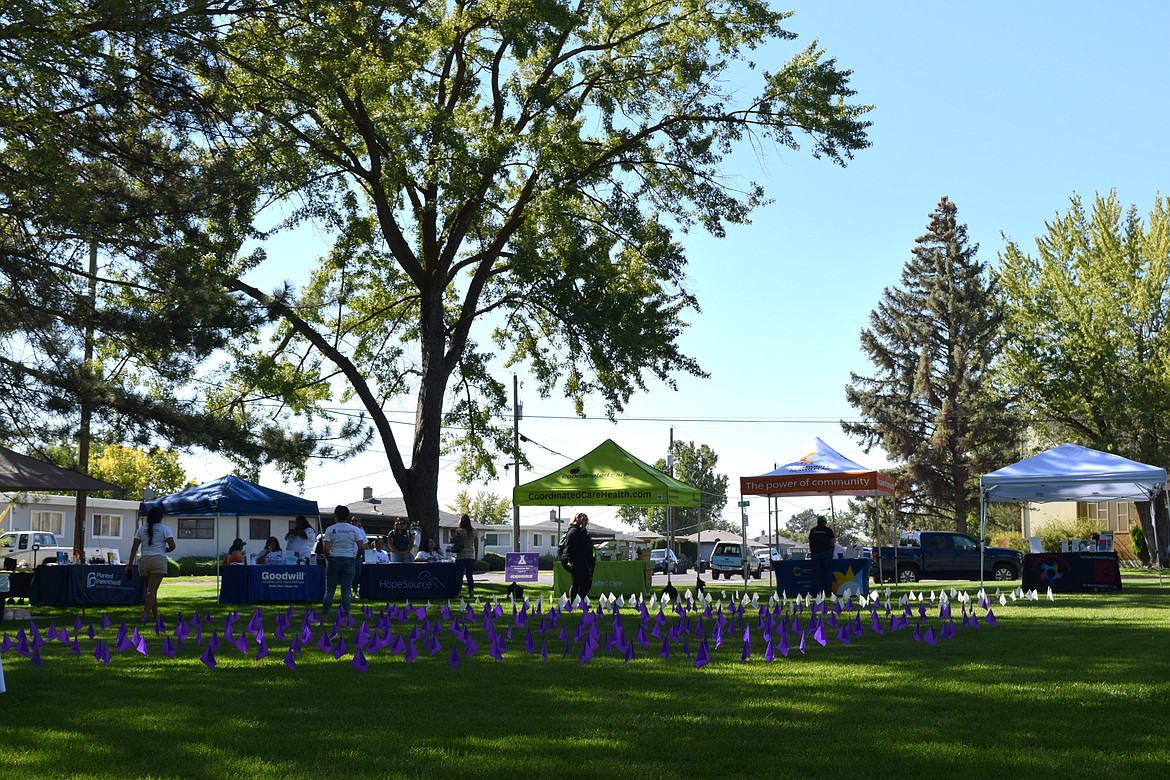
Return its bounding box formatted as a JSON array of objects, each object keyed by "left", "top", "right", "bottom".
[
  {"left": 773, "top": 558, "right": 871, "bottom": 598},
  {"left": 553, "top": 560, "right": 648, "bottom": 597},
  {"left": 219, "top": 565, "right": 325, "bottom": 604},
  {"left": 1022, "top": 552, "right": 1121, "bottom": 593},
  {"left": 30, "top": 565, "right": 145, "bottom": 607},
  {"left": 360, "top": 563, "right": 459, "bottom": 601}
]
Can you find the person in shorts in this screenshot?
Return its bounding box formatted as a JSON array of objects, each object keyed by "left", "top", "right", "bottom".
[{"left": 126, "top": 506, "right": 176, "bottom": 623}]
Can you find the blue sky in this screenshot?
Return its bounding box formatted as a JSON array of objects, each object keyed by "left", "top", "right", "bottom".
[{"left": 184, "top": 2, "right": 1170, "bottom": 536}]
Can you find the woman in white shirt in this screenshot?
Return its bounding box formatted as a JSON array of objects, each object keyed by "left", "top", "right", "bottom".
[
  {"left": 414, "top": 538, "right": 447, "bottom": 562},
  {"left": 125, "top": 507, "right": 176, "bottom": 624}
]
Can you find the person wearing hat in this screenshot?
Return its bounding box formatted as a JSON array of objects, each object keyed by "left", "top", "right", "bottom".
[
  {"left": 808, "top": 515, "right": 836, "bottom": 597},
  {"left": 224, "top": 538, "right": 246, "bottom": 566}
]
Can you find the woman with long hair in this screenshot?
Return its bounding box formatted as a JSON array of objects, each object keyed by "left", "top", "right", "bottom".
[
  {"left": 284, "top": 515, "right": 316, "bottom": 560},
  {"left": 564, "top": 512, "right": 595, "bottom": 602},
  {"left": 453, "top": 514, "right": 478, "bottom": 598},
  {"left": 125, "top": 506, "right": 176, "bottom": 623}
]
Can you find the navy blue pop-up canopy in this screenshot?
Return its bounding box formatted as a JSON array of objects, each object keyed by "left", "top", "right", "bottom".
[{"left": 139, "top": 475, "right": 318, "bottom": 518}]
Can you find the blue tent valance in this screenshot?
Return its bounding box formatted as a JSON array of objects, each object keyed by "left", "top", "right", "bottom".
[{"left": 139, "top": 475, "right": 319, "bottom": 517}]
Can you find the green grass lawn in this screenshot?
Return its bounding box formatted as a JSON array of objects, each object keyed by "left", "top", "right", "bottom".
[{"left": 2, "top": 574, "right": 1169, "bottom": 779}]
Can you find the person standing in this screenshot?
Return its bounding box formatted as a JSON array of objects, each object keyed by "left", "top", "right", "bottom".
[
  {"left": 388, "top": 519, "right": 414, "bottom": 563},
  {"left": 453, "top": 514, "right": 478, "bottom": 599},
  {"left": 564, "top": 512, "right": 596, "bottom": 603},
  {"left": 125, "top": 507, "right": 176, "bottom": 624},
  {"left": 808, "top": 515, "right": 837, "bottom": 597},
  {"left": 284, "top": 515, "right": 316, "bottom": 561},
  {"left": 321, "top": 505, "right": 367, "bottom": 617}
]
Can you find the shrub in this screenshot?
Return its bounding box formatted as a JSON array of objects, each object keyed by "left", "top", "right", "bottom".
[
  {"left": 482, "top": 551, "right": 506, "bottom": 571},
  {"left": 1036, "top": 518, "right": 1106, "bottom": 553},
  {"left": 1130, "top": 523, "right": 1149, "bottom": 564},
  {"left": 174, "top": 556, "right": 218, "bottom": 576},
  {"left": 990, "top": 534, "right": 1028, "bottom": 554},
  {"left": 539, "top": 554, "right": 557, "bottom": 570}
]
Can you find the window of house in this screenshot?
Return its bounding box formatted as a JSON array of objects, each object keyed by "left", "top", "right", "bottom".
[
  {"left": 533, "top": 533, "right": 542, "bottom": 547},
  {"left": 249, "top": 518, "right": 271, "bottom": 540},
  {"left": 32, "top": 510, "right": 64, "bottom": 535},
  {"left": 92, "top": 513, "right": 122, "bottom": 538},
  {"left": 484, "top": 532, "right": 505, "bottom": 547},
  {"left": 177, "top": 517, "right": 215, "bottom": 539}
]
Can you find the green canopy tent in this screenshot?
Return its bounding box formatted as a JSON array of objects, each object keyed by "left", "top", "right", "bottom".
[
  {"left": 513, "top": 439, "right": 700, "bottom": 597},
  {"left": 513, "top": 439, "right": 700, "bottom": 508}
]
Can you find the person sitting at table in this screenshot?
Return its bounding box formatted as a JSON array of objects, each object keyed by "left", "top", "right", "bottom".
[
  {"left": 256, "top": 537, "right": 284, "bottom": 564},
  {"left": 371, "top": 538, "right": 391, "bottom": 564},
  {"left": 414, "top": 537, "right": 446, "bottom": 562},
  {"left": 224, "top": 538, "right": 246, "bottom": 565}
]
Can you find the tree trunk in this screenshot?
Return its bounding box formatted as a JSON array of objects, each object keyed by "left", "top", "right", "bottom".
[
  {"left": 1134, "top": 493, "right": 1169, "bottom": 568},
  {"left": 404, "top": 288, "right": 452, "bottom": 547}
]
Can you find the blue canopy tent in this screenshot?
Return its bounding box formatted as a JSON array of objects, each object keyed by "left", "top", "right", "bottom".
[{"left": 139, "top": 475, "right": 320, "bottom": 549}]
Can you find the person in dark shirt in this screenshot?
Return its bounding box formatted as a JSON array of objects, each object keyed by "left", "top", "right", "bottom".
[
  {"left": 563, "top": 513, "right": 596, "bottom": 603},
  {"left": 808, "top": 515, "right": 836, "bottom": 597}
]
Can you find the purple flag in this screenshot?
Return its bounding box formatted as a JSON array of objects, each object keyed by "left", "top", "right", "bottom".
[
  {"left": 352, "top": 648, "right": 369, "bottom": 673},
  {"left": 403, "top": 639, "right": 419, "bottom": 664},
  {"left": 835, "top": 626, "right": 850, "bottom": 645},
  {"left": 93, "top": 640, "right": 107, "bottom": 665},
  {"left": 813, "top": 622, "right": 827, "bottom": 647},
  {"left": 913, "top": 622, "right": 922, "bottom": 642},
  {"left": 778, "top": 631, "right": 789, "bottom": 658},
  {"left": 448, "top": 644, "right": 461, "bottom": 668},
  {"left": 695, "top": 638, "right": 710, "bottom": 669},
  {"left": 208, "top": 631, "right": 220, "bottom": 652},
  {"left": 30, "top": 648, "right": 42, "bottom": 668},
  {"left": 234, "top": 633, "right": 248, "bottom": 655},
  {"left": 924, "top": 626, "right": 938, "bottom": 647},
  {"left": 256, "top": 638, "right": 269, "bottom": 661},
  {"left": 161, "top": 637, "right": 176, "bottom": 659},
  {"left": 70, "top": 636, "right": 81, "bottom": 655},
  {"left": 540, "top": 637, "right": 548, "bottom": 663},
  {"left": 798, "top": 632, "right": 806, "bottom": 655},
  {"left": 316, "top": 631, "right": 330, "bottom": 653},
  {"left": 333, "top": 635, "right": 348, "bottom": 660},
  {"left": 101, "top": 614, "right": 111, "bottom": 629},
  {"left": 0, "top": 634, "right": 11, "bottom": 653},
  {"left": 87, "top": 624, "right": 96, "bottom": 640},
  {"left": 985, "top": 609, "right": 997, "bottom": 626},
  {"left": 200, "top": 644, "right": 217, "bottom": 669},
  {"left": 283, "top": 649, "right": 297, "bottom": 670}
]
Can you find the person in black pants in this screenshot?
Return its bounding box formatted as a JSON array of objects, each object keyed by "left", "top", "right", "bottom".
[
  {"left": 808, "top": 515, "right": 836, "bottom": 597},
  {"left": 563, "top": 513, "right": 596, "bottom": 603}
]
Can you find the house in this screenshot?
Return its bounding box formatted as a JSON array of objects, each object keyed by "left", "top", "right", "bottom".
[{"left": 1, "top": 492, "right": 142, "bottom": 563}]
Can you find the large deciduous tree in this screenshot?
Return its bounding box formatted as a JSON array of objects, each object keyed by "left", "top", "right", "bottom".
[
  {"left": 4, "top": 2, "right": 872, "bottom": 546},
  {"left": 844, "top": 197, "right": 1015, "bottom": 534},
  {"left": 205, "top": 1, "right": 871, "bottom": 543},
  {"left": 996, "top": 191, "right": 1170, "bottom": 564}
]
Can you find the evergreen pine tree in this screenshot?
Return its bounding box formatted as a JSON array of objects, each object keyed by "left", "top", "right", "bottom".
[{"left": 844, "top": 197, "right": 1016, "bottom": 533}]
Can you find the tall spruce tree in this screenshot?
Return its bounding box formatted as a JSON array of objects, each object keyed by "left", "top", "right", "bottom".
[{"left": 843, "top": 197, "right": 1015, "bottom": 533}]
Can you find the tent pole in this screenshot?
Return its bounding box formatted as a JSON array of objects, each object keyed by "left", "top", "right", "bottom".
[
  {"left": 1158, "top": 486, "right": 1168, "bottom": 587},
  {"left": 978, "top": 491, "right": 986, "bottom": 592}
]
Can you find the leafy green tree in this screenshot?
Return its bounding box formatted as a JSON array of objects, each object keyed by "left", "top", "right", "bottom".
[
  {"left": 783, "top": 507, "right": 867, "bottom": 546},
  {"left": 88, "top": 444, "right": 195, "bottom": 501},
  {"left": 622, "top": 441, "right": 732, "bottom": 536},
  {"left": 0, "top": 1, "right": 330, "bottom": 477},
  {"left": 844, "top": 197, "right": 1017, "bottom": 534},
  {"left": 996, "top": 191, "right": 1170, "bottom": 564},
  {"left": 4, "top": 2, "right": 871, "bottom": 547},
  {"left": 447, "top": 489, "right": 511, "bottom": 525}
]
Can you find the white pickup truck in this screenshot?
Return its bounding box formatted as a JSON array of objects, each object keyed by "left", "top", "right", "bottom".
[{"left": 0, "top": 530, "right": 116, "bottom": 569}]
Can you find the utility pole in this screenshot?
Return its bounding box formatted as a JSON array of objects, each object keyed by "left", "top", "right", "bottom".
[
  {"left": 666, "top": 426, "right": 674, "bottom": 581},
  {"left": 512, "top": 373, "right": 521, "bottom": 552}
]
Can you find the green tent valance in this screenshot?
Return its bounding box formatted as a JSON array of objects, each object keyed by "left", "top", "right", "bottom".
[{"left": 513, "top": 439, "right": 701, "bottom": 508}]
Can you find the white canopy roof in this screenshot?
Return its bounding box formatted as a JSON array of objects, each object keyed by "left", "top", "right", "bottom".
[{"left": 980, "top": 443, "right": 1167, "bottom": 503}]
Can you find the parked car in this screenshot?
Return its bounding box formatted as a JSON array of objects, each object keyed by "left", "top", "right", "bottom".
[
  {"left": 708, "top": 541, "right": 762, "bottom": 580},
  {"left": 753, "top": 548, "right": 772, "bottom": 571},
  {"left": 649, "top": 548, "right": 680, "bottom": 574}
]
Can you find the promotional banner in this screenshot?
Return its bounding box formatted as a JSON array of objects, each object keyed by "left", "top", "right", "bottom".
[
  {"left": 360, "top": 563, "right": 459, "bottom": 601},
  {"left": 30, "top": 565, "right": 146, "bottom": 607},
  {"left": 219, "top": 565, "right": 325, "bottom": 604},
  {"left": 553, "top": 560, "right": 648, "bottom": 597},
  {"left": 1022, "top": 552, "right": 1122, "bottom": 593},
  {"left": 773, "top": 558, "right": 871, "bottom": 598},
  {"left": 505, "top": 552, "right": 540, "bottom": 583}
]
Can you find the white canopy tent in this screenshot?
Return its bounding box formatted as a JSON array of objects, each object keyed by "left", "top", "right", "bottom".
[{"left": 980, "top": 444, "right": 1168, "bottom": 580}]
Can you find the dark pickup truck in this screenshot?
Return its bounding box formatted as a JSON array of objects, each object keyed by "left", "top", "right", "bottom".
[{"left": 868, "top": 530, "right": 1022, "bottom": 584}]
